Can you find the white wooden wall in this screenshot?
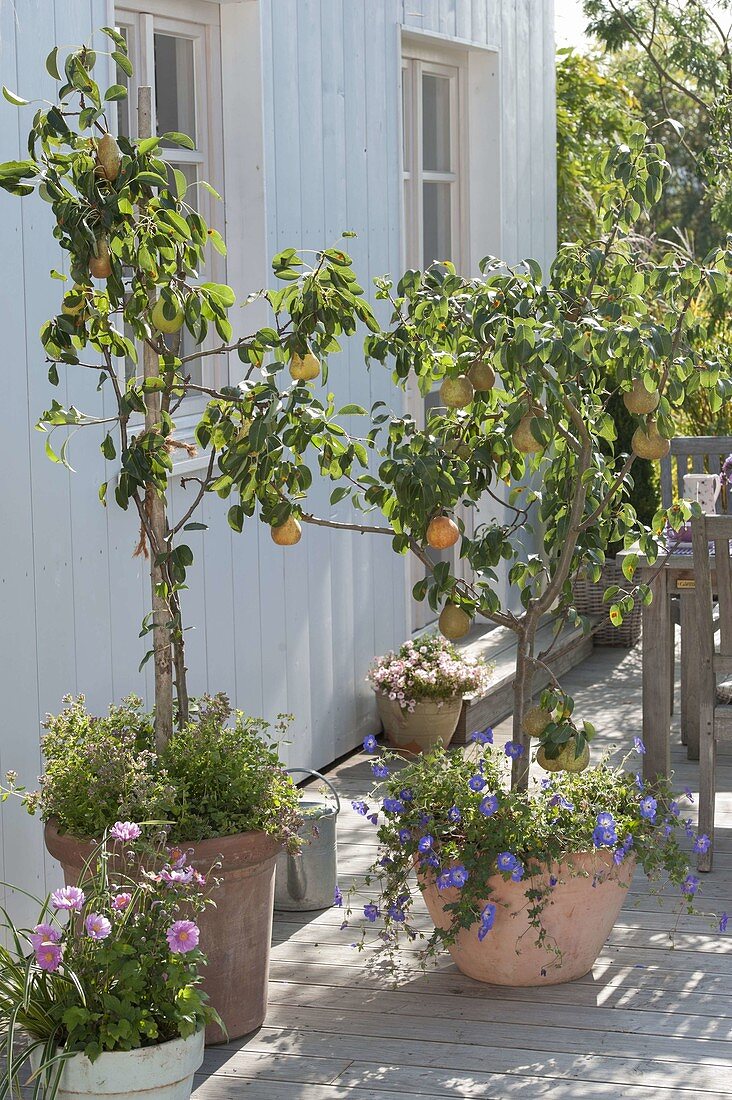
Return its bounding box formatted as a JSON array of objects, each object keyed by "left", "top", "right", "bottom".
[{"left": 0, "top": 0, "right": 555, "bottom": 919}]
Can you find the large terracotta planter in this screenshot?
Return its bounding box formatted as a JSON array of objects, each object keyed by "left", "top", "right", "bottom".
[
  {"left": 31, "top": 1030, "right": 203, "bottom": 1100},
  {"left": 375, "top": 693, "right": 463, "bottom": 754},
  {"left": 45, "top": 821, "right": 279, "bottom": 1043},
  {"left": 420, "top": 851, "right": 634, "bottom": 985}
]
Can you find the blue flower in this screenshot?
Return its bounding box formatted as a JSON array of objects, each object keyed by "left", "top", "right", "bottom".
[
  {"left": 693, "top": 833, "right": 711, "bottom": 854},
  {"left": 684, "top": 818, "right": 694, "bottom": 838},
  {"left": 363, "top": 734, "right": 377, "bottom": 753},
  {"left": 497, "top": 851, "right": 518, "bottom": 873},
  {"left": 418, "top": 835, "right": 434, "bottom": 853},
  {"left": 334, "top": 886, "right": 343, "bottom": 907},
  {"left": 548, "top": 793, "right": 574, "bottom": 812},
  {"left": 363, "top": 903, "right": 379, "bottom": 922},
  {"left": 436, "top": 870, "right": 453, "bottom": 891},
  {"left": 681, "top": 874, "right": 700, "bottom": 896},
  {"left": 418, "top": 812, "right": 431, "bottom": 826},
  {"left": 683, "top": 786, "right": 695, "bottom": 803},
  {"left": 399, "top": 788, "right": 414, "bottom": 802},
  {"left": 479, "top": 794, "right": 499, "bottom": 817},
  {"left": 421, "top": 852, "right": 440, "bottom": 868},
  {"left": 639, "top": 795, "right": 657, "bottom": 822},
  {"left": 634, "top": 773, "right": 644, "bottom": 792},
  {"left": 398, "top": 828, "right": 411, "bottom": 843},
  {"left": 662, "top": 820, "right": 673, "bottom": 837},
  {"left": 622, "top": 833, "right": 634, "bottom": 852},
  {"left": 540, "top": 778, "right": 552, "bottom": 790},
  {"left": 549, "top": 875, "right": 558, "bottom": 888},
  {"left": 450, "top": 865, "right": 469, "bottom": 888},
  {"left": 447, "top": 805, "right": 462, "bottom": 823},
  {"left": 371, "top": 761, "right": 389, "bottom": 779},
  {"left": 669, "top": 800, "right": 680, "bottom": 817},
  {"left": 387, "top": 904, "right": 405, "bottom": 923},
  {"left": 351, "top": 800, "right": 368, "bottom": 816},
  {"left": 510, "top": 861, "right": 525, "bottom": 882},
  {"left": 720, "top": 912, "right": 729, "bottom": 933},
  {"left": 470, "top": 727, "right": 494, "bottom": 744},
  {"left": 593, "top": 824, "right": 617, "bottom": 848},
  {"left": 634, "top": 736, "right": 646, "bottom": 755},
  {"left": 504, "top": 741, "right": 525, "bottom": 759},
  {"left": 468, "top": 774, "right": 486, "bottom": 792},
  {"left": 596, "top": 811, "right": 615, "bottom": 828},
  {"left": 477, "top": 902, "right": 496, "bottom": 940},
  {"left": 382, "top": 797, "right": 404, "bottom": 815},
  {"left": 613, "top": 848, "right": 625, "bottom": 865}
]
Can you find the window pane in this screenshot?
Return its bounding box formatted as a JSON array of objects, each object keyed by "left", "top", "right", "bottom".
[
  {"left": 422, "top": 74, "right": 450, "bottom": 172},
  {"left": 154, "top": 34, "right": 196, "bottom": 145},
  {"left": 116, "top": 26, "right": 131, "bottom": 139},
  {"left": 423, "top": 181, "right": 451, "bottom": 266},
  {"left": 402, "top": 65, "right": 411, "bottom": 169}
]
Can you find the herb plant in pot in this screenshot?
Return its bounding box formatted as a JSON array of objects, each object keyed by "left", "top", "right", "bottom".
[
  {"left": 0, "top": 824, "right": 215, "bottom": 1100},
  {"left": 367, "top": 634, "right": 491, "bottom": 754},
  {"left": 24, "top": 694, "right": 301, "bottom": 1043},
  {"left": 349, "top": 740, "right": 708, "bottom": 985}
]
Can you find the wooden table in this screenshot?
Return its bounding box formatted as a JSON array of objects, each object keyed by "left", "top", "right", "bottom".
[{"left": 617, "top": 542, "right": 703, "bottom": 783}]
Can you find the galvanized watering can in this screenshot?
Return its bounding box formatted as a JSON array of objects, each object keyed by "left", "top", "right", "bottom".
[{"left": 274, "top": 768, "right": 341, "bottom": 911}]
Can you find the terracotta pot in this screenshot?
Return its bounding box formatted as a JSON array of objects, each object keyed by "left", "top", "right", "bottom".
[
  {"left": 375, "top": 693, "right": 462, "bottom": 754},
  {"left": 44, "top": 821, "right": 279, "bottom": 1043},
  {"left": 419, "top": 851, "right": 634, "bottom": 985},
  {"left": 30, "top": 1030, "right": 203, "bottom": 1100}
]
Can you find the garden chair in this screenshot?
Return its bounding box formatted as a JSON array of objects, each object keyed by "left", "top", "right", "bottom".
[{"left": 691, "top": 513, "right": 732, "bottom": 872}]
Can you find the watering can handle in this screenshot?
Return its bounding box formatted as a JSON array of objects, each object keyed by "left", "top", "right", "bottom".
[{"left": 285, "top": 768, "right": 341, "bottom": 815}]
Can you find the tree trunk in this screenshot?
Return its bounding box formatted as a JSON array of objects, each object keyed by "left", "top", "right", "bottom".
[
  {"left": 138, "top": 86, "right": 174, "bottom": 752},
  {"left": 510, "top": 630, "right": 533, "bottom": 790}
]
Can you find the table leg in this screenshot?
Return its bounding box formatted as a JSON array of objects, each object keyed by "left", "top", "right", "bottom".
[
  {"left": 680, "top": 592, "right": 700, "bottom": 760},
  {"left": 642, "top": 567, "right": 671, "bottom": 782}
]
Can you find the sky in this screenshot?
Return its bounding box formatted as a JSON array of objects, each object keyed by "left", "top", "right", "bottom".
[{"left": 555, "top": 0, "right": 591, "bottom": 50}]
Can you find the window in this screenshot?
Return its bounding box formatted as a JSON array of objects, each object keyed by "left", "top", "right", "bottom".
[
  {"left": 402, "top": 44, "right": 471, "bottom": 631},
  {"left": 114, "top": 3, "right": 224, "bottom": 395}
]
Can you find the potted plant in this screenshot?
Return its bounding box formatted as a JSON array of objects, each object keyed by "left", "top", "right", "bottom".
[
  {"left": 9, "top": 694, "right": 301, "bottom": 1043},
  {"left": 344, "top": 740, "right": 715, "bottom": 984},
  {"left": 368, "top": 634, "right": 491, "bottom": 754},
  {"left": 0, "top": 822, "right": 216, "bottom": 1099}
]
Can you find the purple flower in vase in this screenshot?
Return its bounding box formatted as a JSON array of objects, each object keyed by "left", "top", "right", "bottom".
[{"left": 50, "top": 885, "right": 85, "bottom": 912}]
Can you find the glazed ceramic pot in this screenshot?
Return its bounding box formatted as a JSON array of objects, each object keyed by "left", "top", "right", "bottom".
[
  {"left": 419, "top": 851, "right": 634, "bottom": 985},
  {"left": 30, "top": 1030, "right": 204, "bottom": 1100},
  {"left": 45, "top": 821, "right": 279, "bottom": 1043},
  {"left": 375, "top": 693, "right": 462, "bottom": 754}
]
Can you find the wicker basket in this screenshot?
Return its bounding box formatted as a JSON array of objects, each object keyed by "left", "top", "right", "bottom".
[{"left": 572, "top": 558, "right": 642, "bottom": 648}]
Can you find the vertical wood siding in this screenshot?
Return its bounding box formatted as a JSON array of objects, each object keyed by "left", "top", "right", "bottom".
[{"left": 0, "top": 0, "right": 555, "bottom": 914}]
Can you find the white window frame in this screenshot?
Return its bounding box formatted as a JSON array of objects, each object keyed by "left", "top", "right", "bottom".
[{"left": 114, "top": 2, "right": 226, "bottom": 420}]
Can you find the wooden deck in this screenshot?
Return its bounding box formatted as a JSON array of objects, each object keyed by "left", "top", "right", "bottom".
[{"left": 193, "top": 642, "right": 732, "bottom": 1099}]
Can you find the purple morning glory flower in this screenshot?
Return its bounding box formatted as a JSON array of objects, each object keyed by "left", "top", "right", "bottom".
[
  {"left": 496, "top": 851, "right": 518, "bottom": 873},
  {"left": 447, "top": 805, "right": 462, "bottom": 823},
  {"left": 596, "top": 812, "right": 615, "bottom": 828},
  {"left": 436, "top": 870, "right": 453, "bottom": 891},
  {"left": 639, "top": 795, "right": 657, "bottom": 822},
  {"left": 681, "top": 874, "right": 700, "bottom": 896},
  {"left": 662, "top": 821, "right": 673, "bottom": 837},
  {"left": 634, "top": 736, "right": 646, "bottom": 755},
  {"left": 693, "top": 833, "right": 711, "bottom": 854},
  {"left": 549, "top": 875, "right": 558, "bottom": 888},
  {"left": 540, "top": 778, "right": 552, "bottom": 790},
  {"left": 479, "top": 794, "right": 499, "bottom": 817},
  {"left": 593, "top": 824, "right": 617, "bottom": 848},
  {"left": 382, "top": 797, "right": 404, "bottom": 815},
  {"left": 418, "top": 812, "right": 431, "bottom": 826},
  {"left": 634, "top": 773, "right": 644, "bottom": 792},
  {"left": 669, "top": 801, "right": 680, "bottom": 817},
  {"left": 398, "top": 828, "right": 411, "bottom": 843},
  {"left": 399, "top": 788, "right": 414, "bottom": 802},
  {"left": 450, "top": 865, "right": 469, "bottom": 888},
  {"left": 478, "top": 902, "right": 496, "bottom": 940},
  {"left": 333, "top": 886, "right": 343, "bottom": 907},
  {"left": 387, "top": 904, "right": 405, "bottom": 923},
  {"left": 469, "top": 727, "right": 493, "bottom": 744},
  {"left": 510, "top": 862, "right": 525, "bottom": 882},
  {"left": 504, "top": 741, "right": 524, "bottom": 759},
  {"left": 363, "top": 903, "right": 379, "bottom": 922},
  {"left": 613, "top": 848, "right": 626, "bottom": 865},
  {"left": 367, "top": 813, "right": 379, "bottom": 826},
  {"left": 468, "top": 774, "right": 486, "bottom": 792},
  {"left": 684, "top": 818, "right": 694, "bottom": 838},
  {"left": 548, "top": 793, "right": 574, "bottom": 812},
  {"left": 363, "top": 734, "right": 377, "bottom": 753},
  {"left": 418, "top": 835, "right": 434, "bottom": 853},
  {"left": 421, "top": 852, "right": 440, "bottom": 868},
  {"left": 622, "top": 834, "right": 634, "bottom": 852},
  {"left": 351, "top": 800, "right": 368, "bottom": 816},
  {"left": 720, "top": 912, "right": 729, "bottom": 933},
  {"left": 683, "top": 786, "right": 695, "bottom": 803},
  {"left": 371, "top": 761, "right": 389, "bottom": 779}
]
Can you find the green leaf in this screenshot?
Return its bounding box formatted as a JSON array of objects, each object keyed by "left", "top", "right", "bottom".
[
  {"left": 337, "top": 404, "right": 367, "bottom": 416},
  {"left": 101, "top": 433, "right": 116, "bottom": 460},
  {"left": 227, "top": 504, "right": 244, "bottom": 533},
  {"left": 2, "top": 87, "right": 29, "bottom": 106},
  {"left": 200, "top": 179, "right": 222, "bottom": 201},
  {"left": 137, "top": 137, "right": 160, "bottom": 155},
  {"left": 183, "top": 522, "right": 208, "bottom": 532},
  {"left": 173, "top": 168, "right": 188, "bottom": 199},
  {"left": 200, "top": 282, "right": 236, "bottom": 308},
  {"left": 101, "top": 26, "right": 127, "bottom": 49},
  {"left": 621, "top": 553, "right": 638, "bottom": 582},
  {"left": 104, "top": 84, "right": 128, "bottom": 102},
  {"left": 45, "top": 47, "right": 60, "bottom": 80},
  {"left": 161, "top": 131, "right": 195, "bottom": 150},
  {"left": 112, "top": 51, "right": 133, "bottom": 78}
]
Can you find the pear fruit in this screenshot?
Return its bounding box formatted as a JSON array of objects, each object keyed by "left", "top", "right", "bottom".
[
  {"left": 623, "top": 378, "right": 659, "bottom": 415},
  {"left": 468, "top": 361, "right": 496, "bottom": 392},
  {"left": 89, "top": 236, "right": 112, "bottom": 279},
  {"left": 426, "top": 515, "right": 459, "bottom": 550},
  {"left": 440, "top": 375, "right": 474, "bottom": 409},
  {"left": 537, "top": 738, "right": 590, "bottom": 774},
  {"left": 522, "top": 706, "right": 552, "bottom": 738},
  {"left": 631, "top": 418, "right": 670, "bottom": 461},
  {"left": 290, "top": 351, "right": 320, "bottom": 382},
  {"left": 96, "top": 133, "right": 122, "bottom": 181},
  {"left": 512, "top": 409, "right": 544, "bottom": 454},
  {"left": 152, "top": 297, "right": 184, "bottom": 334},
  {"left": 438, "top": 602, "right": 471, "bottom": 640},
  {"left": 271, "top": 516, "right": 302, "bottom": 546}
]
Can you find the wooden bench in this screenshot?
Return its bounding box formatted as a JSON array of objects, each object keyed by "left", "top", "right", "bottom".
[{"left": 451, "top": 613, "right": 599, "bottom": 745}]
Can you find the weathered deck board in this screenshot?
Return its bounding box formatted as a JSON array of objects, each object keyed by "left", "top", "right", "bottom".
[{"left": 193, "top": 643, "right": 732, "bottom": 1098}]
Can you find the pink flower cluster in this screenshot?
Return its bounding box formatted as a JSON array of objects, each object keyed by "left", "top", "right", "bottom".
[{"left": 367, "top": 635, "right": 491, "bottom": 711}]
